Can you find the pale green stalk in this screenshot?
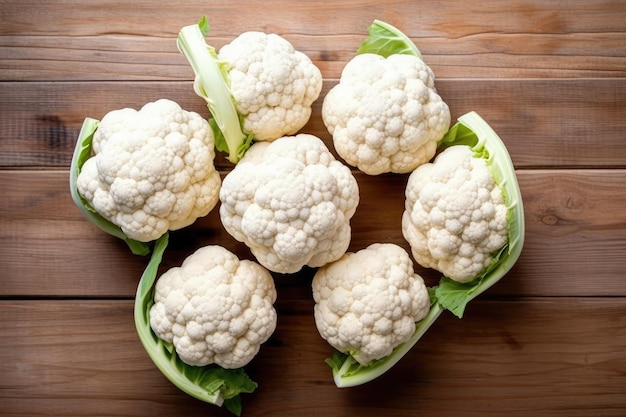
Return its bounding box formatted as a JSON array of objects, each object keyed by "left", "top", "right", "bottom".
[{"left": 177, "top": 17, "right": 253, "bottom": 163}]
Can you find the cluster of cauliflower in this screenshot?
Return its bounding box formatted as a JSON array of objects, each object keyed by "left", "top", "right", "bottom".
[
  {"left": 219, "top": 31, "right": 323, "bottom": 141},
  {"left": 402, "top": 145, "right": 509, "bottom": 283},
  {"left": 75, "top": 22, "right": 509, "bottom": 374},
  {"left": 149, "top": 245, "right": 277, "bottom": 369},
  {"left": 322, "top": 53, "right": 450, "bottom": 175},
  {"left": 219, "top": 134, "right": 360, "bottom": 274},
  {"left": 312, "top": 243, "right": 430, "bottom": 365},
  {"left": 76, "top": 99, "right": 222, "bottom": 243}
]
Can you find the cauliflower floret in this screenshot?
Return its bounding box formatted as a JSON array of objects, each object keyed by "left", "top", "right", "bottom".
[
  {"left": 322, "top": 53, "right": 450, "bottom": 175},
  {"left": 149, "top": 245, "right": 277, "bottom": 369},
  {"left": 76, "top": 99, "right": 221, "bottom": 242},
  {"left": 312, "top": 243, "right": 430, "bottom": 365},
  {"left": 219, "top": 134, "right": 359, "bottom": 274},
  {"left": 402, "top": 145, "right": 509, "bottom": 282},
  {"left": 219, "top": 32, "right": 323, "bottom": 141}
]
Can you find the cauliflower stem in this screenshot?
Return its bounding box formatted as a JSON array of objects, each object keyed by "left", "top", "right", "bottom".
[
  {"left": 327, "top": 112, "right": 525, "bottom": 388},
  {"left": 133, "top": 233, "right": 257, "bottom": 416},
  {"left": 177, "top": 17, "right": 254, "bottom": 163},
  {"left": 69, "top": 118, "right": 150, "bottom": 256}
]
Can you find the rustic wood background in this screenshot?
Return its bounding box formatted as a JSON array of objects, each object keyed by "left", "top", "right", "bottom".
[{"left": 1, "top": 1, "right": 625, "bottom": 416}]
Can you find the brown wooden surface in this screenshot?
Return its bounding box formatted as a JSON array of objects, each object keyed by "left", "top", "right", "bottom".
[{"left": 1, "top": 1, "right": 625, "bottom": 416}]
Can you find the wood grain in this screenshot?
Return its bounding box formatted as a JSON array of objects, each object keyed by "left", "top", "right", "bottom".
[
  {"left": 2, "top": 169, "right": 625, "bottom": 297},
  {"left": 1, "top": 0, "right": 625, "bottom": 415},
  {"left": 1, "top": 0, "right": 625, "bottom": 80},
  {"left": 1, "top": 299, "right": 624, "bottom": 417},
  {"left": 1, "top": 79, "right": 625, "bottom": 169}
]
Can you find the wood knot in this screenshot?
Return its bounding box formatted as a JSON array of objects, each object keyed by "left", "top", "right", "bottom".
[{"left": 541, "top": 213, "right": 560, "bottom": 226}]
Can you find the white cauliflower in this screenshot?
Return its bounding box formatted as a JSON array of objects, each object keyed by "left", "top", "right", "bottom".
[
  {"left": 402, "top": 145, "right": 509, "bottom": 283},
  {"left": 149, "top": 245, "right": 277, "bottom": 369},
  {"left": 76, "top": 99, "right": 221, "bottom": 242},
  {"left": 178, "top": 20, "right": 324, "bottom": 163},
  {"left": 219, "top": 134, "right": 360, "bottom": 274},
  {"left": 219, "top": 31, "right": 323, "bottom": 141},
  {"left": 312, "top": 243, "right": 430, "bottom": 365},
  {"left": 322, "top": 53, "right": 450, "bottom": 175}
]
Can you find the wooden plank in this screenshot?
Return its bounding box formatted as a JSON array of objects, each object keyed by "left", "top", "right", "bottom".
[
  {"left": 1, "top": 79, "right": 624, "bottom": 169},
  {"left": 1, "top": 1, "right": 624, "bottom": 417},
  {"left": 1, "top": 298, "right": 624, "bottom": 417},
  {"left": 2, "top": 36, "right": 624, "bottom": 81},
  {"left": 1, "top": 1, "right": 625, "bottom": 80},
  {"left": 505, "top": 169, "right": 626, "bottom": 297},
  {"left": 2, "top": 169, "right": 625, "bottom": 297},
  {"left": 4, "top": 0, "right": 624, "bottom": 38}
]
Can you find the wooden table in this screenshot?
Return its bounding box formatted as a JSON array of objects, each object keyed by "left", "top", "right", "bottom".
[{"left": 2, "top": 1, "right": 625, "bottom": 416}]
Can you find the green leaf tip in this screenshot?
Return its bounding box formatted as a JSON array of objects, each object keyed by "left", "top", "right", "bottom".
[
  {"left": 357, "top": 19, "right": 422, "bottom": 58},
  {"left": 435, "top": 243, "right": 509, "bottom": 318},
  {"left": 198, "top": 16, "right": 209, "bottom": 35},
  {"left": 69, "top": 117, "right": 151, "bottom": 256}
]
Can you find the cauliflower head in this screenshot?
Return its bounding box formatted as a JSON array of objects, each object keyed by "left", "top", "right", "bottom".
[
  {"left": 312, "top": 243, "right": 430, "bottom": 365},
  {"left": 76, "top": 99, "right": 221, "bottom": 242},
  {"left": 402, "top": 145, "right": 509, "bottom": 283},
  {"left": 219, "top": 134, "right": 359, "bottom": 274},
  {"left": 149, "top": 245, "right": 277, "bottom": 369},
  {"left": 322, "top": 53, "right": 450, "bottom": 175},
  {"left": 219, "top": 31, "right": 323, "bottom": 142}
]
